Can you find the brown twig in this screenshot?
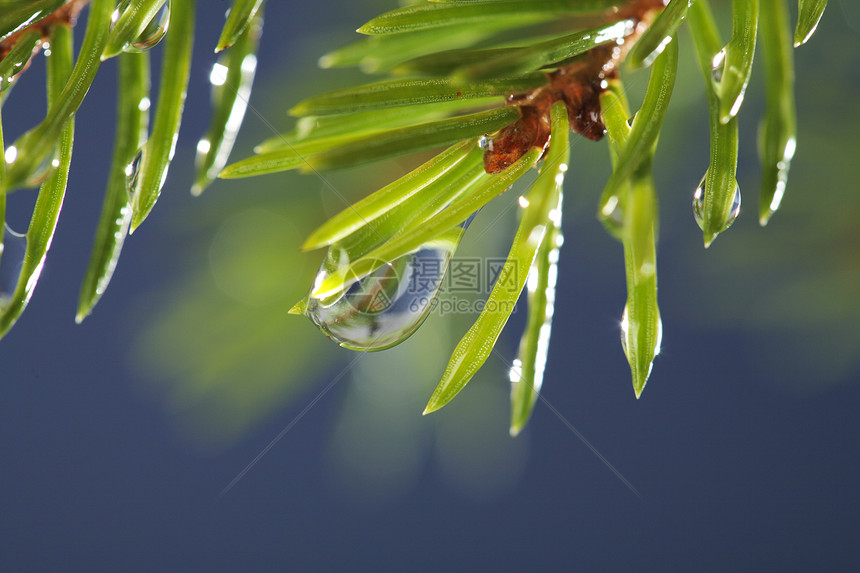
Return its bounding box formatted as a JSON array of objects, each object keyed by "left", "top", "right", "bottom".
[
  {"left": 0, "top": 0, "right": 92, "bottom": 67},
  {"left": 483, "top": 0, "right": 665, "bottom": 173}
]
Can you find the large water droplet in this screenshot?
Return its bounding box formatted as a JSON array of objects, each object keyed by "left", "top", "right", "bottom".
[
  {"left": 306, "top": 241, "right": 460, "bottom": 351},
  {"left": 0, "top": 224, "right": 27, "bottom": 306},
  {"left": 124, "top": 2, "right": 170, "bottom": 53},
  {"left": 693, "top": 173, "right": 741, "bottom": 231}
]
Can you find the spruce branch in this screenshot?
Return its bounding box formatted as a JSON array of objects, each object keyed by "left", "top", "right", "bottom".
[{"left": 0, "top": 0, "right": 832, "bottom": 434}]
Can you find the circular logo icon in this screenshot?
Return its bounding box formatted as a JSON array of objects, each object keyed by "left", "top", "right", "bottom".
[{"left": 342, "top": 257, "right": 402, "bottom": 316}]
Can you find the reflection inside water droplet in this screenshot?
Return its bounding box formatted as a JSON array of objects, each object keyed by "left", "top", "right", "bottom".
[
  {"left": 0, "top": 224, "right": 27, "bottom": 305},
  {"left": 125, "top": 1, "right": 170, "bottom": 53},
  {"left": 306, "top": 238, "right": 462, "bottom": 351},
  {"left": 478, "top": 135, "right": 493, "bottom": 152},
  {"left": 693, "top": 172, "right": 741, "bottom": 231}
]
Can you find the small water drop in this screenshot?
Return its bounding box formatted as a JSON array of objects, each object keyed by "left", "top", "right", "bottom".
[
  {"left": 692, "top": 178, "right": 705, "bottom": 229},
  {"left": 25, "top": 145, "right": 61, "bottom": 188},
  {"left": 620, "top": 304, "right": 663, "bottom": 363},
  {"left": 620, "top": 304, "right": 629, "bottom": 356},
  {"left": 693, "top": 173, "right": 740, "bottom": 231},
  {"left": 726, "top": 184, "right": 742, "bottom": 226},
  {"left": 124, "top": 2, "right": 170, "bottom": 53},
  {"left": 711, "top": 48, "right": 726, "bottom": 84},
  {"left": 478, "top": 135, "right": 493, "bottom": 152},
  {"left": 125, "top": 149, "right": 144, "bottom": 196},
  {"left": 0, "top": 224, "right": 27, "bottom": 306},
  {"left": 600, "top": 195, "right": 625, "bottom": 237},
  {"left": 640, "top": 35, "right": 673, "bottom": 68},
  {"left": 306, "top": 243, "right": 459, "bottom": 351}
]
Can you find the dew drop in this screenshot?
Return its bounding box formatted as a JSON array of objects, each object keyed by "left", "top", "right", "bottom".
[
  {"left": 693, "top": 173, "right": 741, "bottom": 231},
  {"left": 306, "top": 240, "right": 461, "bottom": 351},
  {"left": 640, "top": 35, "right": 673, "bottom": 68},
  {"left": 0, "top": 224, "right": 28, "bottom": 306},
  {"left": 692, "top": 178, "right": 705, "bottom": 229},
  {"left": 711, "top": 48, "right": 726, "bottom": 84},
  {"left": 124, "top": 2, "right": 170, "bottom": 53},
  {"left": 24, "top": 145, "right": 61, "bottom": 188},
  {"left": 620, "top": 304, "right": 629, "bottom": 356},
  {"left": 125, "top": 149, "right": 144, "bottom": 196},
  {"left": 478, "top": 135, "right": 493, "bottom": 152},
  {"left": 619, "top": 304, "right": 663, "bottom": 363},
  {"left": 600, "top": 194, "right": 625, "bottom": 237}
]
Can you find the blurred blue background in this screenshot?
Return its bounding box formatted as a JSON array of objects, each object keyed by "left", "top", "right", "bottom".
[{"left": 1, "top": 1, "right": 859, "bottom": 570}]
